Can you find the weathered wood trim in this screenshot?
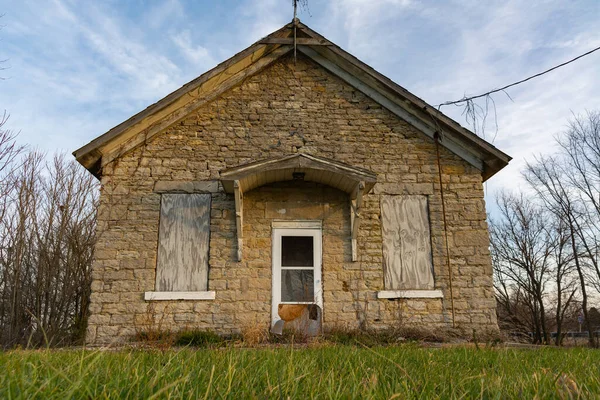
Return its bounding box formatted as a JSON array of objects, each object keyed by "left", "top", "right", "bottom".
[
  {"left": 350, "top": 181, "right": 365, "bottom": 262},
  {"left": 260, "top": 37, "right": 331, "bottom": 45},
  {"left": 377, "top": 290, "right": 443, "bottom": 299},
  {"left": 154, "top": 180, "right": 220, "bottom": 194},
  {"left": 220, "top": 153, "right": 377, "bottom": 194},
  {"left": 144, "top": 291, "right": 216, "bottom": 301},
  {"left": 298, "top": 45, "right": 484, "bottom": 171},
  {"left": 100, "top": 45, "right": 293, "bottom": 169},
  {"left": 74, "top": 21, "right": 510, "bottom": 183},
  {"left": 73, "top": 21, "right": 295, "bottom": 170},
  {"left": 296, "top": 22, "right": 510, "bottom": 167},
  {"left": 272, "top": 220, "right": 322, "bottom": 229},
  {"left": 234, "top": 180, "right": 243, "bottom": 262},
  {"left": 221, "top": 153, "right": 377, "bottom": 183}
]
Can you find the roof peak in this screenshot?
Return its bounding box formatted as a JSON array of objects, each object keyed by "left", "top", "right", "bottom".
[{"left": 73, "top": 20, "right": 510, "bottom": 181}]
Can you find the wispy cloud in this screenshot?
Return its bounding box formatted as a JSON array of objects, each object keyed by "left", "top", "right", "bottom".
[
  {"left": 143, "top": 0, "right": 185, "bottom": 29},
  {"left": 69, "top": 2, "right": 181, "bottom": 98},
  {"left": 324, "top": 0, "right": 416, "bottom": 60},
  {"left": 0, "top": 0, "right": 598, "bottom": 211},
  {"left": 172, "top": 30, "right": 215, "bottom": 68},
  {"left": 1, "top": 0, "right": 192, "bottom": 150},
  {"left": 238, "top": 0, "right": 290, "bottom": 43},
  {"left": 309, "top": 0, "right": 600, "bottom": 211}
]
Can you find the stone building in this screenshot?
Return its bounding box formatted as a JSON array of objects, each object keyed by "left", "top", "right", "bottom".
[{"left": 74, "top": 21, "right": 511, "bottom": 345}]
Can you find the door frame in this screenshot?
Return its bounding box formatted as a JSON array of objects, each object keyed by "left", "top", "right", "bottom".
[{"left": 271, "top": 220, "right": 323, "bottom": 327}]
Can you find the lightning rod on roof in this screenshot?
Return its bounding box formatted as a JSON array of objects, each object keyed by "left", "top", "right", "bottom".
[{"left": 293, "top": 0, "right": 298, "bottom": 64}]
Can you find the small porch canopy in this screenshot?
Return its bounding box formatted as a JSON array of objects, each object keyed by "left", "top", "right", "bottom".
[{"left": 220, "top": 153, "right": 377, "bottom": 262}]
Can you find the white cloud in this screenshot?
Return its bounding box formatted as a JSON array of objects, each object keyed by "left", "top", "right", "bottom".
[
  {"left": 0, "top": 0, "right": 598, "bottom": 216},
  {"left": 172, "top": 30, "right": 215, "bottom": 68},
  {"left": 72, "top": 2, "right": 181, "bottom": 98},
  {"left": 239, "top": 0, "right": 290, "bottom": 43},
  {"left": 0, "top": 0, "right": 190, "bottom": 152},
  {"left": 144, "top": 0, "right": 185, "bottom": 29},
  {"left": 316, "top": 0, "right": 600, "bottom": 215},
  {"left": 324, "top": 0, "right": 416, "bottom": 59}
]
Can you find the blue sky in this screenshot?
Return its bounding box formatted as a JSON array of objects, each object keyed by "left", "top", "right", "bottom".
[{"left": 0, "top": 0, "right": 599, "bottom": 202}]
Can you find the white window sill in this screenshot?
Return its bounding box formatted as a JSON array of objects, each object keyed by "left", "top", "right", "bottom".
[
  {"left": 144, "top": 291, "right": 216, "bottom": 301},
  {"left": 377, "top": 290, "right": 443, "bottom": 299}
]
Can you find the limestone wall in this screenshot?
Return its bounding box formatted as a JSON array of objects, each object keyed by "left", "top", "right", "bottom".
[{"left": 86, "top": 54, "right": 498, "bottom": 345}]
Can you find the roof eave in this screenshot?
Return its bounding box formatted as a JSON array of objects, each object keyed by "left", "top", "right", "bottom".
[
  {"left": 295, "top": 22, "right": 512, "bottom": 177},
  {"left": 73, "top": 20, "right": 511, "bottom": 182},
  {"left": 72, "top": 23, "right": 296, "bottom": 176}
]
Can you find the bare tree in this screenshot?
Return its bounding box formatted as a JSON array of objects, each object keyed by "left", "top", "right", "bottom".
[
  {"left": 490, "top": 192, "right": 554, "bottom": 343},
  {"left": 0, "top": 150, "right": 97, "bottom": 347},
  {"left": 524, "top": 156, "right": 597, "bottom": 347},
  {"left": 548, "top": 218, "right": 578, "bottom": 345},
  {"left": 0, "top": 15, "right": 97, "bottom": 346},
  {"left": 557, "top": 111, "right": 600, "bottom": 294}
]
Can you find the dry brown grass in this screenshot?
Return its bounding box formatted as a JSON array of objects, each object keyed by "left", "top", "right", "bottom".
[
  {"left": 239, "top": 321, "right": 270, "bottom": 346},
  {"left": 132, "top": 303, "right": 175, "bottom": 350}
]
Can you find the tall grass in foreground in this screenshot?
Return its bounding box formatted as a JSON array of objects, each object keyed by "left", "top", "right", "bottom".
[{"left": 1, "top": 345, "right": 599, "bottom": 399}]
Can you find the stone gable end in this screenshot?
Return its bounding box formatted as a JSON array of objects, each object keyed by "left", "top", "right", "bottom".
[{"left": 88, "top": 53, "right": 498, "bottom": 344}]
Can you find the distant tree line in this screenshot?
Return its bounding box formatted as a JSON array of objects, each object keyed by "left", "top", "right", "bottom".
[
  {"left": 0, "top": 114, "right": 98, "bottom": 347},
  {"left": 490, "top": 111, "right": 600, "bottom": 347}
]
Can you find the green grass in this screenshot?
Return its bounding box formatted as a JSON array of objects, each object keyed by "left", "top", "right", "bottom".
[{"left": 1, "top": 345, "right": 598, "bottom": 399}]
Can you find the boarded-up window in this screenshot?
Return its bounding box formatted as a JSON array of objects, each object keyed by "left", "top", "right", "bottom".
[
  {"left": 156, "top": 194, "right": 211, "bottom": 291},
  {"left": 381, "top": 195, "right": 434, "bottom": 290}
]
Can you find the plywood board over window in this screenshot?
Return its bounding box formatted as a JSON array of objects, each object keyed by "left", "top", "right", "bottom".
[
  {"left": 156, "top": 193, "right": 211, "bottom": 291},
  {"left": 381, "top": 195, "right": 434, "bottom": 290}
]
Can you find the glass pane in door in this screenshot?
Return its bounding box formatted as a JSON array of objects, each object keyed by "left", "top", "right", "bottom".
[
  {"left": 281, "top": 236, "right": 314, "bottom": 266},
  {"left": 281, "top": 270, "right": 314, "bottom": 302}
]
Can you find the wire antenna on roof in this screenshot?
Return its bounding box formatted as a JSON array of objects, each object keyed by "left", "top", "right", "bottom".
[
  {"left": 293, "top": 0, "right": 297, "bottom": 21},
  {"left": 293, "top": 0, "right": 298, "bottom": 64}
]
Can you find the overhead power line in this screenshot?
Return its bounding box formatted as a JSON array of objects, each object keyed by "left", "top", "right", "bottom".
[{"left": 436, "top": 45, "right": 600, "bottom": 108}]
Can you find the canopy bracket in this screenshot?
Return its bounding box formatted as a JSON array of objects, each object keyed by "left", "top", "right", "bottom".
[
  {"left": 234, "top": 180, "right": 243, "bottom": 261},
  {"left": 350, "top": 181, "right": 365, "bottom": 262}
]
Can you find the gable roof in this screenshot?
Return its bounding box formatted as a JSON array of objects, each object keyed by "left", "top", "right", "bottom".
[{"left": 73, "top": 20, "right": 511, "bottom": 181}]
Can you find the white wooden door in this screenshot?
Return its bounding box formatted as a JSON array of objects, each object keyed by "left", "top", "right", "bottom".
[{"left": 271, "top": 225, "right": 322, "bottom": 327}]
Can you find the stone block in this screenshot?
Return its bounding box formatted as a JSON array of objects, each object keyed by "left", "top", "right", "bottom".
[{"left": 373, "top": 183, "right": 434, "bottom": 195}]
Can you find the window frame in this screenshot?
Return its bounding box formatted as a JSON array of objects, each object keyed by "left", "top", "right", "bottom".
[
  {"left": 144, "top": 193, "right": 215, "bottom": 301},
  {"left": 378, "top": 195, "right": 443, "bottom": 299}
]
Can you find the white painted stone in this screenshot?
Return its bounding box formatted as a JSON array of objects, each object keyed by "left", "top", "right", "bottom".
[
  {"left": 144, "top": 291, "right": 216, "bottom": 301},
  {"left": 377, "top": 290, "right": 444, "bottom": 299}
]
